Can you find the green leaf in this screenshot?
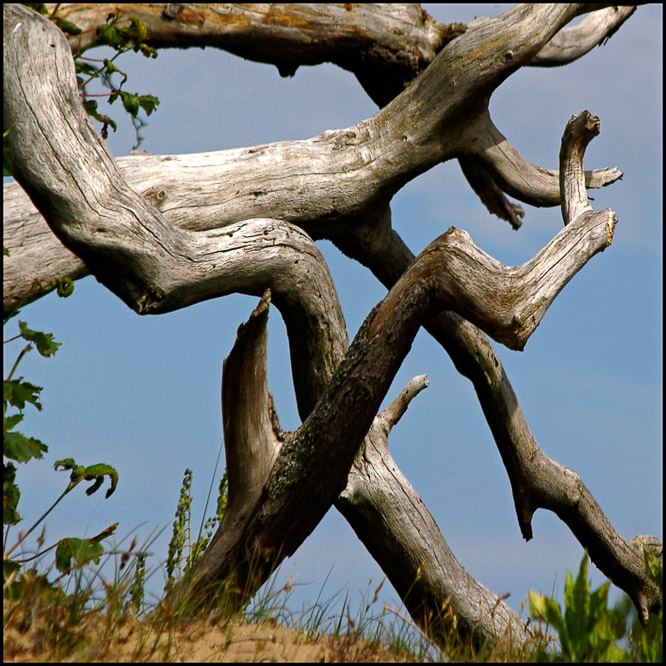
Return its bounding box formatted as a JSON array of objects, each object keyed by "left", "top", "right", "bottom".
[
  {"left": 3, "top": 462, "right": 21, "bottom": 525},
  {"left": 139, "top": 43, "right": 159, "bottom": 59},
  {"left": 96, "top": 24, "right": 122, "bottom": 47},
  {"left": 3, "top": 430, "right": 48, "bottom": 463},
  {"left": 138, "top": 94, "right": 159, "bottom": 116},
  {"left": 81, "top": 100, "right": 117, "bottom": 140},
  {"left": 120, "top": 91, "right": 140, "bottom": 117},
  {"left": 83, "top": 463, "right": 119, "bottom": 498},
  {"left": 4, "top": 412, "right": 24, "bottom": 432},
  {"left": 4, "top": 378, "right": 43, "bottom": 411},
  {"left": 127, "top": 16, "right": 147, "bottom": 43},
  {"left": 103, "top": 58, "right": 121, "bottom": 75},
  {"left": 53, "top": 277, "right": 75, "bottom": 298},
  {"left": 563, "top": 555, "right": 591, "bottom": 658},
  {"left": 75, "top": 61, "right": 98, "bottom": 77},
  {"left": 18, "top": 321, "right": 61, "bottom": 357},
  {"left": 54, "top": 17, "right": 81, "bottom": 35},
  {"left": 53, "top": 458, "right": 118, "bottom": 498},
  {"left": 55, "top": 537, "right": 104, "bottom": 573},
  {"left": 55, "top": 457, "right": 85, "bottom": 485},
  {"left": 529, "top": 589, "right": 565, "bottom": 637}
]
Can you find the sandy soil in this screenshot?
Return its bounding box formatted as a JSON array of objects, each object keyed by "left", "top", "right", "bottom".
[{"left": 4, "top": 608, "right": 412, "bottom": 662}]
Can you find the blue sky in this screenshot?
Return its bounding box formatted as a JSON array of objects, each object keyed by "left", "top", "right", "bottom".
[{"left": 4, "top": 4, "right": 662, "bottom": 628}]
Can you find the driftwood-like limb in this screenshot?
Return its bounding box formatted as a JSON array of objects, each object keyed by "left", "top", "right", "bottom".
[
  {"left": 379, "top": 374, "right": 429, "bottom": 432},
  {"left": 458, "top": 157, "right": 526, "bottom": 230},
  {"left": 43, "top": 4, "right": 633, "bottom": 103},
  {"left": 334, "top": 129, "right": 660, "bottom": 627},
  {"left": 189, "top": 175, "right": 623, "bottom": 629},
  {"left": 4, "top": 0, "right": 659, "bottom": 642},
  {"left": 529, "top": 6, "right": 637, "bottom": 67},
  {"left": 44, "top": 2, "right": 465, "bottom": 107},
  {"left": 459, "top": 108, "right": 622, "bottom": 214},
  {"left": 337, "top": 419, "right": 533, "bottom": 649},
  {"left": 221, "top": 289, "right": 283, "bottom": 529},
  {"left": 365, "top": 213, "right": 615, "bottom": 352},
  {"left": 560, "top": 112, "right": 598, "bottom": 226},
  {"left": 187, "top": 202, "right": 619, "bottom": 616},
  {"left": 2, "top": 0, "right": 615, "bottom": 353},
  {"left": 336, "top": 215, "right": 662, "bottom": 626},
  {"left": 4, "top": 5, "right": 629, "bottom": 315},
  {"left": 339, "top": 374, "right": 533, "bottom": 647}
]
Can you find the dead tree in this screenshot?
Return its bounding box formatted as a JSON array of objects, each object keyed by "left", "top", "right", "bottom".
[{"left": 3, "top": 3, "right": 661, "bottom": 650}]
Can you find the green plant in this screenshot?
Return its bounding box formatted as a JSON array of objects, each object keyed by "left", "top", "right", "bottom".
[
  {"left": 623, "top": 549, "right": 663, "bottom": 663},
  {"left": 27, "top": 3, "right": 160, "bottom": 147},
  {"left": 164, "top": 466, "right": 228, "bottom": 593},
  {"left": 3, "top": 290, "right": 119, "bottom": 588},
  {"left": 529, "top": 552, "right": 631, "bottom": 662}
]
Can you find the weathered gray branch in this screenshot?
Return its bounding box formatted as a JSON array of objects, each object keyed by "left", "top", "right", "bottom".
[
  {"left": 528, "top": 6, "right": 637, "bottom": 66},
  {"left": 458, "top": 108, "right": 622, "bottom": 222},
  {"left": 2, "top": 3, "right": 625, "bottom": 314},
  {"left": 43, "top": 4, "right": 635, "bottom": 104},
  {"left": 4, "top": 1, "right": 660, "bottom": 646},
  {"left": 44, "top": 2, "right": 465, "bottom": 107},
  {"left": 560, "top": 112, "right": 599, "bottom": 226}
]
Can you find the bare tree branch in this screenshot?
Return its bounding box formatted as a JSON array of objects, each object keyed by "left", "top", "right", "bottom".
[
  {"left": 3, "top": 4, "right": 625, "bottom": 313},
  {"left": 459, "top": 108, "right": 622, "bottom": 214},
  {"left": 4, "top": 2, "right": 660, "bottom": 645},
  {"left": 560, "top": 112, "right": 599, "bottom": 226},
  {"left": 44, "top": 4, "right": 636, "bottom": 103},
  {"left": 529, "top": 6, "right": 637, "bottom": 66},
  {"left": 45, "top": 2, "right": 465, "bottom": 107}
]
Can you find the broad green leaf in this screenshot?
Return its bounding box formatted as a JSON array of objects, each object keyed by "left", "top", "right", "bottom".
[
  {"left": 138, "top": 94, "right": 159, "bottom": 116},
  {"left": 4, "top": 412, "right": 24, "bottom": 432},
  {"left": 75, "top": 61, "right": 98, "bottom": 77},
  {"left": 96, "top": 24, "right": 122, "bottom": 48},
  {"left": 127, "top": 16, "right": 147, "bottom": 42},
  {"left": 3, "top": 379, "right": 43, "bottom": 411},
  {"left": 588, "top": 580, "right": 611, "bottom": 626},
  {"left": 103, "top": 58, "right": 121, "bottom": 75},
  {"left": 3, "top": 430, "right": 48, "bottom": 463},
  {"left": 564, "top": 554, "right": 591, "bottom": 655},
  {"left": 529, "top": 589, "right": 565, "bottom": 636},
  {"left": 18, "top": 321, "right": 61, "bottom": 357},
  {"left": 83, "top": 463, "right": 119, "bottom": 498},
  {"left": 55, "top": 537, "right": 104, "bottom": 573},
  {"left": 81, "top": 101, "right": 118, "bottom": 138}
]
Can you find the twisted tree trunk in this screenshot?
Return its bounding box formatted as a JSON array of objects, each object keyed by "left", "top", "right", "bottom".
[{"left": 3, "top": 2, "right": 660, "bottom": 650}]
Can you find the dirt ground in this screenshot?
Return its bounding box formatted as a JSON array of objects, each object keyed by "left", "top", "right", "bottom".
[{"left": 3, "top": 609, "right": 413, "bottom": 662}]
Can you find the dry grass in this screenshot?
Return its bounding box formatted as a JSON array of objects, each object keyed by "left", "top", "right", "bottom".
[{"left": 3, "top": 563, "right": 436, "bottom": 663}]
